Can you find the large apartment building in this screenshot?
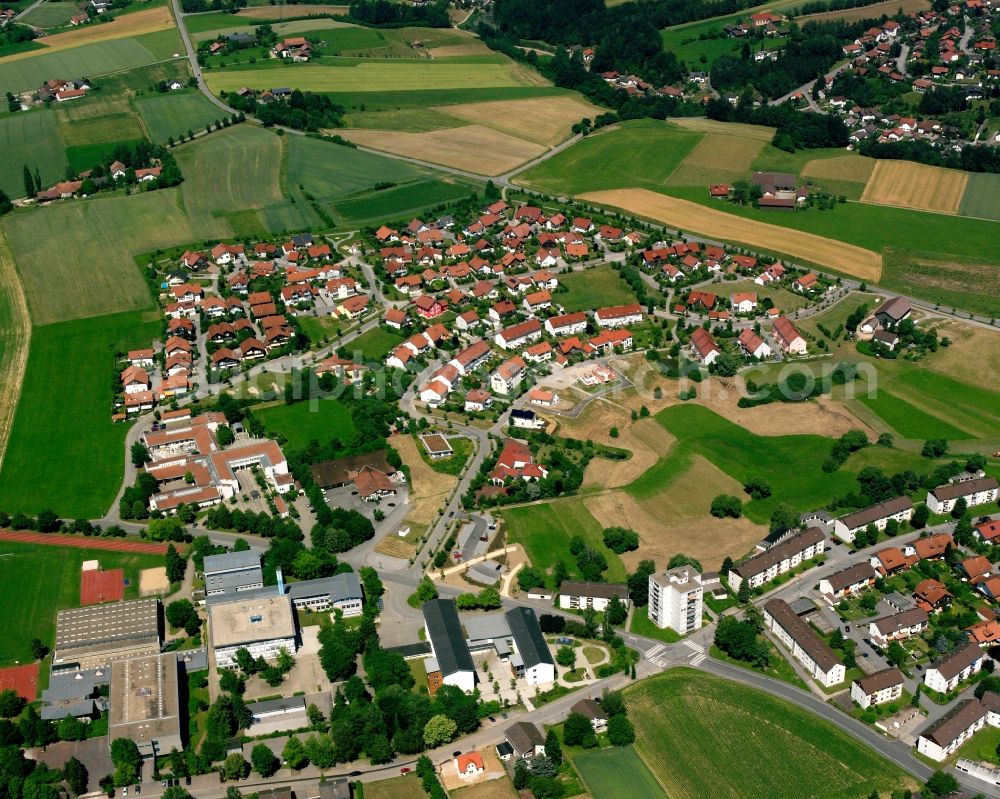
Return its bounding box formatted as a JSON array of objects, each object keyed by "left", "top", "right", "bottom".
[
  {"left": 648, "top": 566, "right": 704, "bottom": 634},
  {"left": 727, "top": 527, "right": 825, "bottom": 592},
  {"left": 763, "top": 598, "right": 844, "bottom": 687}
]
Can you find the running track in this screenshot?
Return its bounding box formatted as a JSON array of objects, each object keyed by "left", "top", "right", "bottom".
[{"left": 0, "top": 530, "right": 169, "bottom": 554}]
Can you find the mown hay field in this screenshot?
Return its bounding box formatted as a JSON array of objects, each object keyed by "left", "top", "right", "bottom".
[
  {"left": 626, "top": 669, "right": 914, "bottom": 799},
  {"left": 581, "top": 187, "right": 883, "bottom": 280},
  {"left": 0, "top": 110, "right": 68, "bottom": 198},
  {"left": 958, "top": 171, "right": 1000, "bottom": 221},
  {"left": 572, "top": 746, "right": 665, "bottom": 799},
  {"left": 666, "top": 132, "right": 767, "bottom": 186},
  {"left": 432, "top": 94, "right": 602, "bottom": 147},
  {"left": 19, "top": 1, "right": 79, "bottom": 28},
  {"left": 0, "top": 232, "right": 30, "bottom": 472},
  {"left": 668, "top": 116, "right": 775, "bottom": 141},
  {"left": 860, "top": 159, "right": 968, "bottom": 214},
  {"left": 340, "top": 125, "right": 547, "bottom": 176},
  {"left": 204, "top": 59, "right": 544, "bottom": 94},
  {"left": 801, "top": 153, "right": 876, "bottom": 184}
]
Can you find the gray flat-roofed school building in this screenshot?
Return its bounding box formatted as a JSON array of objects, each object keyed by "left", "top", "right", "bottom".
[{"left": 53, "top": 598, "right": 161, "bottom": 669}]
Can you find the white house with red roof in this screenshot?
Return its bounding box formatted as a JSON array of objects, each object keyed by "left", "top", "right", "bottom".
[{"left": 594, "top": 303, "right": 643, "bottom": 328}]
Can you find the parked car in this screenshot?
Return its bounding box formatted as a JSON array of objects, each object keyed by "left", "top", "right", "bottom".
[
  {"left": 400, "top": 767, "right": 412, "bottom": 775},
  {"left": 348, "top": 771, "right": 362, "bottom": 778}
]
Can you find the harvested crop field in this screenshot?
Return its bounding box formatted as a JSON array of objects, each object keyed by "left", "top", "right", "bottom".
[
  {"left": 433, "top": 95, "right": 602, "bottom": 147},
  {"left": 573, "top": 414, "right": 675, "bottom": 489},
  {"left": 394, "top": 432, "right": 456, "bottom": 525},
  {"left": 861, "top": 159, "right": 968, "bottom": 214},
  {"left": 795, "top": 0, "right": 929, "bottom": 23},
  {"left": 667, "top": 133, "right": 766, "bottom": 186},
  {"left": 581, "top": 188, "right": 883, "bottom": 280},
  {"left": 31, "top": 6, "right": 176, "bottom": 52},
  {"left": 341, "top": 125, "right": 546, "bottom": 175},
  {"left": 668, "top": 117, "right": 775, "bottom": 141},
  {"left": 801, "top": 154, "right": 875, "bottom": 184}
]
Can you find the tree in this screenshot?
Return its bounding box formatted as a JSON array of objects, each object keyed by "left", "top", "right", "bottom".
[
  {"left": 886, "top": 641, "right": 907, "bottom": 668},
  {"left": 162, "top": 788, "right": 194, "bottom": 799},
  {"left": 165, "top": 543, "right": 186, "bottom": 584},
  {"left": 563, "top": 712, "right": 595, "bottom": 747},
  {"left": 921, "top": 439, "right": 948, "bottom": 458},
  {"left": 23, "top": 164, "right": 34, "bottom": 198},
  {"left": 423, "top": 714, "right": 457, "bottom": 748},
  {"left": 517, "top": 566, "right": 545, "bottom": 591},
  {"left": 602, "top": 526, "right": 639, "bottom": 553},
  {"left": 282, "top": 736, "right": 308, "bottom": 770},
  {"left": 250, "top": 744, "right": 279, "bottom": 777},
  {"left": 513, "top": 759, "right": 530, "bottom": 790},
  {"left": 769, "top": 503, "right": 797, "bottom": 533},
  {"left": 951, "top": 497, "right": 968, "bottom": 519},
  {"left": 737, "top": 579, "right": 751, "bottom": 604},
  {"left": 130, "top": 441, "right": 150, "bottom": 468},
  {"left": 58, "top": 714, "right": 87, "bottom": 741},
  {"left": 923, "top": 770, "right": 958, "bottom": 797},
  {"left": 110, "top": 738, "right": 142, "bottom": 786},
  {"left": 582, "top": 606, "right": 599, "bottom": 638},
  {"left": 303, "top": 735, "right": 336, "bottom": 769},
  {"left": 911, "top": 503, "right": 930, "bottom": 529},
  {"left": 415, "top": 576, "right": 438, "bottom": 603},
  {"left": 627, "top": 560, "right": 656, "bottom": 606},
  {"left": 29, "top": 637, "right": 49, "bottom": 660},
  {"left": 223, "top": 753, "right": 248, "bottom": 781},
  {"left": 216, "top": 425, "right": 235, "bottom": 446},
  {"left": 556, "top": 646, "right": 577, "bottom": 669},
  {"left": 710, "top": 494, "right": 742, "bottom": 518},
  {"left": 607, "top": 714, "right": 635, "bottom": 746},
  {"left": 743, "top": 476, "right": 772, "bottom": 500},
  {"left": 219, "top": 669, "right": 245, "bottom": 695},
  {"left": 165, "top": 599, "right": 200, "bottom": 636},
  {"left": 606, "top": 594, "right": 628, "bottom": 626},
  {"left": 0, "top": 689, "right": 26, "bottom": 718},
  {"left": 63, "top": 756, "right": 89, "bottom": 796},
  {"left": 544, "top": 728, "right": 563, "bottom": 766}
]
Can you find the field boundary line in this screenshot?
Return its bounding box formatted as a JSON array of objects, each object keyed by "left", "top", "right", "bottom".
[{"left": 0, "top": 230, "right": 31, "bottom": 473}]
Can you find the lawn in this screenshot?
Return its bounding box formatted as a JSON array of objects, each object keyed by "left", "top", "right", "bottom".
[
  {"left": 0, "top": 540, "right": 165, "bottom": 666},
  {"left": 254, "top": 397, "right": 354, "bottom": 450},
  {"left": 572, "top": 746, "right": 666, "bottom": 799},
  {"left": 286, "top": 135, "right": 433, "bottom": 202},
  {"left": 501, "top": 499, "right": 628, "bottom": 583},
  {"left": 959, "top": 172, "right": 1000, "bottom": 222},
  {"left": 345, "top": 326, "right": 405, "bottom": 361},
  {"left": 557, "top": 265, "right": 638, "bottom": 313},
  {"left": 516, "top": 119, "right": 703, "bottom": 196},
  {"left": 204, "top": 59, "right": 540, "bottom": 94},
  {"left": 629, "top": 610, "right": 681, "bottom": 643},
  {"left": 653, "top": 404, "right": 860, "bottom": 524},
  {"left": 334, "top": 178, "right": 478, "bottom": 224},
  {"left": 956, "top": 724, "right": 1000, "bottom": 763},
  {"left": 625, "top": 669, "right": 914, "bottom": 799},
  {"left": 856, "top": 388, "right": 973, "bottom": 441},
  {"left": 0, "top": 32, "right": 177, "bottom": 95},
  {"left": 362, "top": 775, "right": 424, "bottom": 799},
  {"left": 2, "top": 189, "right": 220, "bottom": 325},
  {"left": 135, "top": 91, "right": 225, "bottom": 143},
  {"left": 0, "top": 109, "right": 68, "bottom": 199},
  {"left": 0, "top": 309, "right": 161, "bottom": 518},
  {"left": 65, "top": 137, "right": 147, "bottom": 174}
]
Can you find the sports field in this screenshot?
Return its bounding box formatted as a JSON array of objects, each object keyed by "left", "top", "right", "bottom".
[
  {"left": 0, "top": 32, "right": 179, "bottom": 94},
  {"left": 581, "top": 188, "right": 884, "bottom": 280},
  {"left": 434, "top": 95, "right": 602, "bottom": 147},
  {"left": 572, "top": 746, "right": 665, "bottom": 799},
  {"left": 856, "top": 388, "right": 973, "bottom": 441},
  {"left": 626, "top": 669, "right": 913, "bottom": 799},
  {"left": 0, "top": 309, "right": 161, "bottom": 519},
  {"left": 501, "top": 500, "right": 628, "bottom": 582},
  {"left": 135, "top": 91, "right": 223, "bottom": 143},
  {"left": 861, "top": 160, "right": 968, "bottom": 214},
  {"left": 557, "top": 265, "right": 638, "bottom": 312},
  {"left": 516, "top": 119, "right": 703, "bottom": 195},
  {"left": 342, "top": 124, "right": 546, "bottom": 176},
  {"left": 205, "top": 60, "right": 542, "bottom": 94},
  {"left": 0, "top": 539, "right": 166, "bottom": 665},
  {"left": 2, "top": 191, "right": 212, "bottom": 325},
  {"left": 0, "top": 109, "right": 68, "bottom": 199},
  {"left": 0, "top": 664, "right": 40, "bottom": 700},
  {"left": 958, "top": 172, "right": 1000, "bottom": 221},
  {"left": 254, "top": 397, "right": 354, "bottom": 450},
  {"left": 81, "top": 568, "right": 125, "bottom": 605}
]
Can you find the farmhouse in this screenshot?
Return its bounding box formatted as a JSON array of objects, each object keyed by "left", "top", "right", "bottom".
[
  {"left": 869, "top": 608, "right": 929, "bottom": 648},
  {"left": 571, "top": 698, "right": 608, "bottom": 732},
  {"left": 208, "top": 593, "right": 297, "bottom": 669},
  {"left": 771, "top": 316, "right": 807, "bottom": 354},
  {"left": 833, "top": 496, "right": 913, "bottom": 542},
  {"left": 422, "top": 598, "right": 476, "bottom": 694},
  {"left": 764, "top": 598, "right": 845, "bottom": 687},
  {"left": 819, "top": 562, "right": 878, "bottom": 603},
  {"left": 851, "top": 667, "right": 904, "bottom": 709},
  {"left": 926, "top": 476, "right": 999, "bottom": 514},
  {"left": 648, "top": 566, "right": 704, "bottom": 634},
  {"left": 874, "top": 296, "right": 912, "bottom": 327},
  {"left": 727, "top": 527, "right": 825, "bottom": 592},
  {"left": 924, "top": 642, "right": 983, "bottom": 693},
  {"left": 558, "top": 581, "right": 629, "bottom": 612}
]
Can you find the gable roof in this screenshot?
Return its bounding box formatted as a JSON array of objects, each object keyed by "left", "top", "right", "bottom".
[{"left": 423, "top": 599, "right": 474, "bottom": 677}]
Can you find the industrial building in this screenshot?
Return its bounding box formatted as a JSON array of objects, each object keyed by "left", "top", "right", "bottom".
[
  {"left": 53, "top": 598, "right": 162, "bottom": 669},
  {"left": 208, "top": 593, "right": 297, "bottom": 668},
  {"left": 109, "top": 653, "right": 183, "bottom": 759}
]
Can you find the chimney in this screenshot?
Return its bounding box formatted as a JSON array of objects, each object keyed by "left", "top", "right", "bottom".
[{"left": 276, "top": 568, "right": 285, "bottom": 596}]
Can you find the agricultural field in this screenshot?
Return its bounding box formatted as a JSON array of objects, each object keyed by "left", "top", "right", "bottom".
[
  {"left": 433, "top": 95, "right": 603, "bottom": 147},
  {"left": 0, "top": 109, "right": 69, "bottom": 199},
  {"left": 572, "top": 746, "right": 666, "bottom": 799},
  {"left": 333, "top": 178, "right": 478, "bottom": 224},
  {"left": 0, "top": 233, "right": 30, "bottom": 471},
  {"left": 0, "top": 540, "right": 166, "bottom": 666},
  {"left": 793, "top": 0, "right": 930, "bottom": 23},
  {"left": 19, "top": 1, "right": 79, "bottom": 28},
  {"left": 958, "top": 172, "right": 1000, "bottom": 222},
  {"left": 855, "top": 389, "right": 973, "bottom": 441},
  {"left": 665, "top": 131, "right": 766, "bottom": 187},
  {"left": 800, "top": 154, "right": 876, "bottom": 200},
  {"left": 235, "top": 4, "right": 349, "bottom": 18},
  {"left": 557, "top": 265, "right": 638, "bottom": 313},
  {"left": 0, "top": 309, "right": 161, "bottom": 519},
  {"left": 254, "top": 398, "right": 354, "bottom": 450},
  {"left": 0, "top": 31, "right": 182, "bottom": 94},
  {"left": 135, "top": 91, "right": 225, "bottom": 143},
  {"left": 341, "top": 107, "right": 464, "bottom": 132},
  {"left": 860, "top": 160, "right": 968, "bottom": 214},
  {"left": 626, "top": 669, "right": 914, "bottom": 799},
  {"left": 501, "top": 500, "right": 629, "bottom": 583},
  {"left": 581, "top": 188, "right": 883, "bottom": 280},
  {"left": 1, "top": 189, "right": 218, "bottom": 325},
  {"left": 190, "top": 18, "right": 358, "bottom": 42},
  {"left": 330, "top": 86, "right": 571, "bottom": 113},
  {"left": 25, "top": 5, "right": 178, "bottom": 51}
]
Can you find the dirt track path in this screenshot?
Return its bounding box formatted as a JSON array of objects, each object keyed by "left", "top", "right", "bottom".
[{"left": 0, "top": 231, "right": 31, "bottom": 473}]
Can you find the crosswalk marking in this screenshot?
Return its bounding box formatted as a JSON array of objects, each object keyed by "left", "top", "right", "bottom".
[
  {"left": 689, "top": 653, "right": 706, "bottom": 667},
  {"left": 685, "top": 641, "right": 705, "bottom": 654},
  {"left": 645, "top": 644, "right": 665, "bottom": 660}
]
